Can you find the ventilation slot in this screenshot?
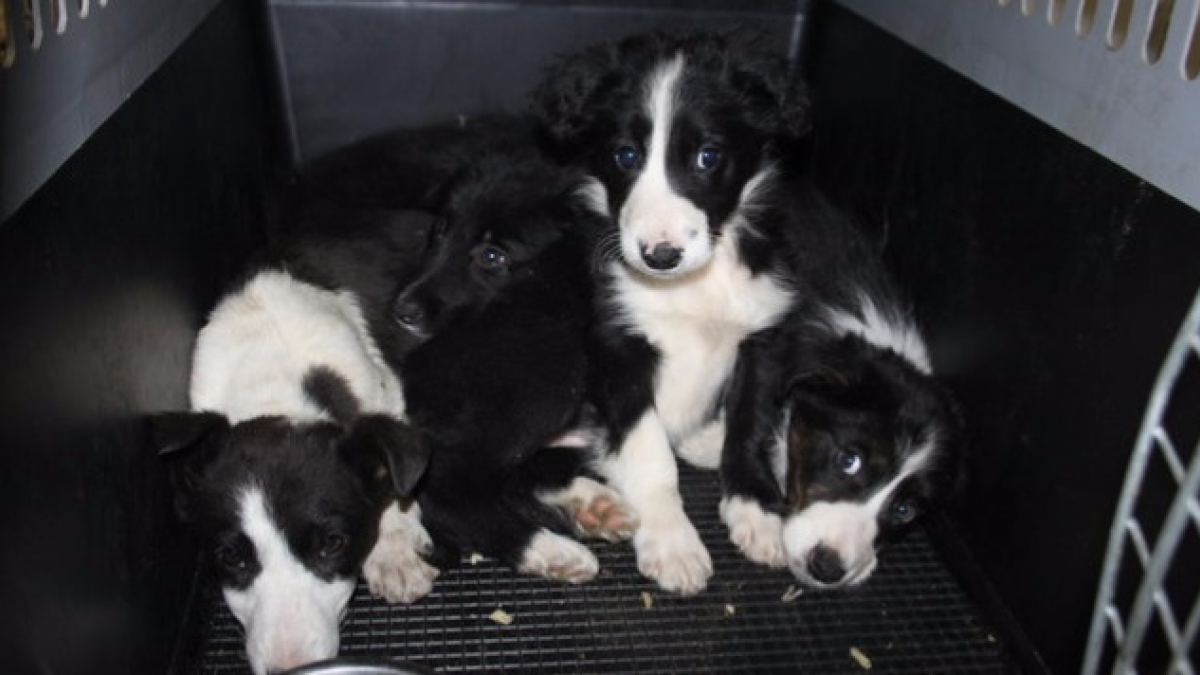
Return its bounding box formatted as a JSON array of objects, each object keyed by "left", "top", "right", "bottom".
[
  {"left": 1079, "top": 0, "right": 1100, "bottom": 36},
  {"left": 1048, "top": 0, "right": 1066, "bottom": 25},
  {"left": 1187, "top": 1, "right": 1200, "bottom": 79},
  {"left": 1145, "top": 0, "right": 1176, "bottom": 64},
  {"left": 1108, "top": 0, "right": 1136, "bottom": 50},
  {"left": 1, "top": 0, "right": 13, "bottom": 68}
]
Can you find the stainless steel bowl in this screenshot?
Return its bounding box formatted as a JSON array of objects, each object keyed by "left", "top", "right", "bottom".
[{"left": 284, "top": 657, "right": 433, "bottom": 675}]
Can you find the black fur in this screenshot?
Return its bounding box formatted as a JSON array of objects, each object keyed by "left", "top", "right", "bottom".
[
  {"left": 396, "top": 153, "right": 607, "bottom": 568},
  {"left": 151, "top": 413, "right": 428, "bottom": 587},
  {"left": 720, "top": 190, "right": 967, "bottom": 583},
  {"left": 532, "top": 30, "right": 962, "bottom": 586}
]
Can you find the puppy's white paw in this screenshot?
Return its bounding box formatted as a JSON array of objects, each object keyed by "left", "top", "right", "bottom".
[
  {"left": 675, "top": 419, "right": 724, "bottom": 469},
  {"left": 634, "top": 518, "right": 713, "bottom": 596},
  {"left": 518, "top": 530, "right": 599, "bottom": 584},
  {"left": 720, "top": 496, "right": 786, "bottom": 569},
  {"left": 362, "top": 504, "right": 439, "bottom": 604}
]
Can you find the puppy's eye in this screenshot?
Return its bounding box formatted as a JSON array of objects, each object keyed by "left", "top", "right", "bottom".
[
  {"left": 892, "top": 500, "right": 919, "bottom": 525},
  {"left": 319, "top": 533, "right": 348, "bottom": 559},
  {"left": 215, "top": 545, "right": 247, "bottom": 571},
  {"left": 834, "top": 449, "right": 863, "bottom": 476},
  {"left": 614, "top": 145, "right": 641, "bottom": 171},
  {"left": 695, "top": 146, "right": 722, "bottom": 171},
  {"left": 473, "top": 245, "right": 509, "bottom": 271}
]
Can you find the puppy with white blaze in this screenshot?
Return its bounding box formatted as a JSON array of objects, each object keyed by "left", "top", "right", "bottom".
[
  {"left": 716, "top": 187, "right": 966, "bottom": 589},
  {"left": 531, "top": 31, "right": 811, "bottom": 594},
  {"left": 150, "top": 217, "right": 436, "bottom": 674}
]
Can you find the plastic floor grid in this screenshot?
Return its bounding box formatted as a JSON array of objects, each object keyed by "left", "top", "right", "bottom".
[{"left": 185, "top": 466, "right": 1017, "bottom": 673}]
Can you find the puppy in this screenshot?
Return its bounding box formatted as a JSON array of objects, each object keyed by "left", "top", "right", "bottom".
[
  {"left": 387, "top": 147, "right": 638, "bottom": 580},
  {"left": 151, "top": 216, "right": 436, "bottom": 674},
  {"left": 716, "top": 187, "right": 966, "bottom": 588},
  {"left": 530, "top": 30, "right": 811, "bottom": 594}
]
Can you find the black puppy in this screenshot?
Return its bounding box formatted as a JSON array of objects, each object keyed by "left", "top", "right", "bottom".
[{"left": 393, "top": 150, "right": 638, "bottom": 581}]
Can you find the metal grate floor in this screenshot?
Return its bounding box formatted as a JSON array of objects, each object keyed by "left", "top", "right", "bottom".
[{"left": 185, "top": 466, "right": 1017, "bottom": 673}]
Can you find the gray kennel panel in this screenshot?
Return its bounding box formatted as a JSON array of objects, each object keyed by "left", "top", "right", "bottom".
[
  {"left": 838, "top": 0, "right": 1200, "bottom": 215},
  {"left": 267, "top": 0, "right": 805, "bottom": 165}
]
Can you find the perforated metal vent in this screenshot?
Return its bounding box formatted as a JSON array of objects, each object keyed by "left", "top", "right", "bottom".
[
  {"left": 0, "top": 0, "right": 219, "bottom": 222},
  {"left": 839, "top": 0, "right": 1200, "bottom": 214},
  {"left": 0, "top": 0, "right": 112, "bottom": 68}
]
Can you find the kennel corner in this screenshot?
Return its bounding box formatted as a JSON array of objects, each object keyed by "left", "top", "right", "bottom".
[{"left": 1, "top": 0, "right": 1198, "bottom": 673}]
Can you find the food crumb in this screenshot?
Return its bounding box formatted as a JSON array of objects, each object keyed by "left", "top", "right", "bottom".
[
  {"left": 468, "top": 553, "right": 485, "bottom": 565},
  {"left": 725, "top": 604, "right": 736, "bottom": 616},
  {"left": 488, "top": 608, "right": 514, "bottom": 626},
  {"left": 781, "top": 585, "right": 804, "bottom": 602},
  {"left": 640, "top": 591, "right": 654, "bottom": 609},
  {"left": 849, "top": 646, "right": 872, "bottom": 670}
]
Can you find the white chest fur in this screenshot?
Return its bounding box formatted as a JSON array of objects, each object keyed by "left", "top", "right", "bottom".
[
  {"left": 189, "top": 270, "right": 406, "bottom": 423},
  {"left": 610, "top": 232, "right": 792, "bottom": 441}
]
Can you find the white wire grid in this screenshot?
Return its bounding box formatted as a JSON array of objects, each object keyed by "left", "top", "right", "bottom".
[{"left": 1084, "top": 284, "right": 1200, "bottom": 675}]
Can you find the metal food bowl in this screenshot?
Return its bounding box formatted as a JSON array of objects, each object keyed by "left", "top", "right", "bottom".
[{"left": 284, "top": 658, "right": 433, "bottom": 675}]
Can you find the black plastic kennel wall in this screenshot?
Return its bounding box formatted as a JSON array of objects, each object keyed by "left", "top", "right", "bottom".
[{"left": 2, "top": 1, "right": 1198, "bottom": 673}]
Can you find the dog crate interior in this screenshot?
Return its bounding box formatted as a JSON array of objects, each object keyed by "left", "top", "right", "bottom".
[{"left": 2, "top": 0, "right": 1198, "bottom": 673}]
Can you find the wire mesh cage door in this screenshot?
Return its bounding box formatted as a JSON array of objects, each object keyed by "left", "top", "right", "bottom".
[{"left": 1084, "top": 283, "right": 1200, "bottom": 674}]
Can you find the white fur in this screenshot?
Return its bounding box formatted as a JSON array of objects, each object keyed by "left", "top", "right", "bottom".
[
  {"left": 781, "top": 440, "right": 936, "bottom": 588},
  {"left": 225, "top": 487, "right": 356, "bottom": 675},
  {"left": 194, "top": 269, "right": 435, "bottom": 670},
  {"left": 598, "top": 55, "right": 793, "bottom": 594},
  {"left": 825, "top": 292, "right": 931, "bottom": 374},
  {"left": 675, "top": 416, "right": 724, "bottom": 469},
  {"left": 619, "top": 54, "right": 711, "bottom": 277},
  {"left": 612, "top": 228, "right": 793, "bottom": 442},
  {"left": 517, "top": 529, "right": 600, "bottom": 583},
  {"left": 579, "top": 176, "right": 611, "bottom": 218},
  {"left": 361, "top": 501, "right": 439, "bottom": 604},
  {"left": 603, "top": 410, "right": 712, "bottom": 595},
  {"left": 190, "top": 270, "right": 406, "bottom": 422},
  {"left": 720, "top": 495, "right": 786, "bottom": 568}
]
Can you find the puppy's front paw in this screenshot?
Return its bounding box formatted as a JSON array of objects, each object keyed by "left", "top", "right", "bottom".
[
  {"left": 518, "top": 531, "right": 599, "bottom": 583},
  {"left": 363, "top": 503, "right": 439, "bottom": 603},
  {"left": 720, "top": 496, "right": 786, "bottom": 568},
  {"left": 362, "top": 537, "right": 440, "bottom": 604},
  {"left": 634, "top": 518, "right": 713, "bottom": 596}
]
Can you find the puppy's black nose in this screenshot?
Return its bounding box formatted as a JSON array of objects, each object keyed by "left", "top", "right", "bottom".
[
  {"left": 807, "top": 545, "right": 847, "bottom": 585},
  {"left": 393, "top": 300, "right": 426, "bottom": 331},
  {"left": 642, "top": 242, "right": 683, "bottom": 270}
]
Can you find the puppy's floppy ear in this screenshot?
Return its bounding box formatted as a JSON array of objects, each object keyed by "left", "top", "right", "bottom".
[
  {"left": 340, "top": 414, "right": 431, "bottom": 500},
  {"left": 726, "top": 43, "right": 812, "bottom": 142},
  {"left": 780, "top": 367, "right": 851, "bottom": 406},
  {"left": 529, "top": 45, "right": 615, "bottom": 151},
  {"left": 148, "top": 411, "right": 229, "bottom": 522}
]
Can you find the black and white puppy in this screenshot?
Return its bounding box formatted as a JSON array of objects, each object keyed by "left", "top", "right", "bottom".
[
  {"left": 389, "top": 149, "right": 637, "bottom": 581},
  {"left": 531, "top": 31, "right": 810, "bottom": 594},
  {"left": 716, "top": 188, "right": 966, "bottom": 588},
  {"left": 151, "top": 217, "right": 436, "bottom": 674}
]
